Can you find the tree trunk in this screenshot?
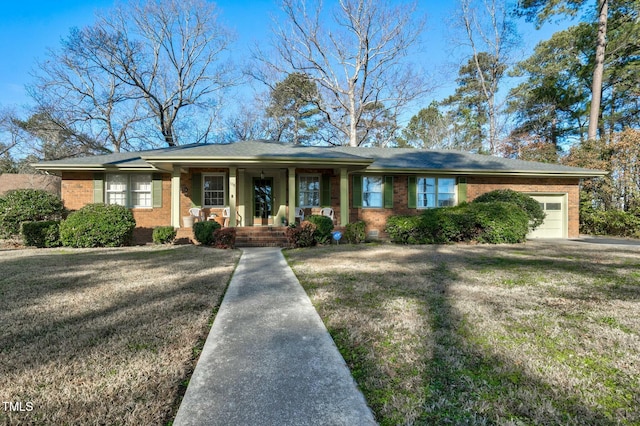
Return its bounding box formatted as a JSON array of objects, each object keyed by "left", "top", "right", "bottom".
[{"left": 587, "top": 0, "right": 608, "bottom": 141}]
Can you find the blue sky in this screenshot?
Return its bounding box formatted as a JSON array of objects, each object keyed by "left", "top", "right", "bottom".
[{"left": 0, "top": 1, "right": 569, "bottom": 114}]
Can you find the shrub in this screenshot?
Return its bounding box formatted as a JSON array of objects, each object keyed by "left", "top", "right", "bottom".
[
  {"left": 344, "top": 220, "right": 366, "bottom": 244},
  {"left": 212, "top": 227, "right": 236, "bottom": 249},
  {"left": 462, "top": 202, "right": 530, "bottom": 243},
  {"left": 0, "top": 189, "right": 65, "bottom": 238},
  {"left": 580, "top": 208, "right": 640, "bottom": 238},
  {"left": 60, "top": 204, "right": 136, "bottom": 248},
  {"left": 473, "top": 189, "right": 545, "bottom": 231},
  {"left": 306, "top": 214, "right": 334, "bottom": 244},
  {"left": 21, "top": 220, "right": 61, "bottom": 248},
  {"left": 286, "top": 221, "right": 317, "bottom": 248},
  {"left": 386, "top": 201, "right": 530, "bottom": 245},
  {"left": 193, "top": 221, "right": 221, "bottom": 245},
  {"left": 152, "top": 226, "right": 177, "bottom": 245}
]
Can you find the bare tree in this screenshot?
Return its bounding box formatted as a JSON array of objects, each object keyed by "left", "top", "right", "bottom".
[
  {"left": 453, "top": 0, "right": 519, "bottom": 154},
  {"left": 31, "top": 0, "right": 238, "bottom": 150},
  {"left": 30, "top": 27, "right": 148, "bottom": 153},
  {"left": 257, "top": 0, "right": 427, "bottom": 147}
]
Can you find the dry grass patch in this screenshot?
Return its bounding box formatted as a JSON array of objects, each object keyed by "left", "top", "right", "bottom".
[
  {"left": 0, "top": 245, "right": 240, "bottom": 425},
  {"left": 286, "top": 241, "right": 640, "bottom": 425}
]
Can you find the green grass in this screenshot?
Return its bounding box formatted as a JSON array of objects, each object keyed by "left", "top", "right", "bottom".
[{"left": 286, "top": 241, "right": 640, "bottom": 425}]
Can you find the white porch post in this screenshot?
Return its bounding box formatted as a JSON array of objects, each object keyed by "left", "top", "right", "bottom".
[
  {"left": 340, "top": 167, "right": 349, "bottom": 226},
  {"left": 229, "top": 167, "right": 237, "bottom": 227},
  {"left": 171, "top": 166, "right": 181, "bottom": 228},
  {"left": 288, "top": 167, "right": 296, "bottom": 224}
]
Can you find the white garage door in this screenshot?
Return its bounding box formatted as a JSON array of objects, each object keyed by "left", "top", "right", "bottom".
[{"left": 528, "top": 194, "right": 567, "bottom": 239}]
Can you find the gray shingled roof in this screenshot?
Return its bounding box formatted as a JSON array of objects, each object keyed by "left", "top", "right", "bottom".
[
  {"left": 34, "top": 139, "right": 606, "bottom": 177},
  {"left": 333, "top": 145, "right": 605, "bottom": 175}
]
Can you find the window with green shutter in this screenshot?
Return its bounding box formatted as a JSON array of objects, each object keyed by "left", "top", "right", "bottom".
[
  {"left": 93, "top": 173, "right": 104, "bottom": 203},
  {"left": 384, "top": 176, "right": 393, "bottom": 208},
  {"left": 407, "top": 176, "right": 417, "bottom": 209},
  {"left": 352, "top": 175, "right": 363, "bottom": 208},
  {"left": 152, "top": 174, "right": 163, "bottom": 208}
]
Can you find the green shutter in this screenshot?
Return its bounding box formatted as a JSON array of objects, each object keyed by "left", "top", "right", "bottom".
[
  {"left": 321, "top": 174, "right": 331, "bottom": 207},
  {"left": 295, "top": 175, "right": 300, "bottom": 207},
  {"left": 152, "top": 173, "right": 163, "bottom": 208},
  {"left": 457, "top": 177, "right": 467, "bottom": 204},
  {"left": 352, "top": 175, "right": 362, "bottom": 208},
  {"left": 191, "top": 173, "right": 202, "bottom": 207},
  {"left": 408, "top": 176, "right": 417, "bottom": 209},
  {"left": 384, "top": 176, "right": 394, "bottom": 208},
  {"left": 93, "top": 173, "right": 104, "bottom": 203}
]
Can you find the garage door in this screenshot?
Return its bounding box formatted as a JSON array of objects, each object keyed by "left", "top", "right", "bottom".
[{"left": 528, "top": 194, "right": 566, "bottom": 239}]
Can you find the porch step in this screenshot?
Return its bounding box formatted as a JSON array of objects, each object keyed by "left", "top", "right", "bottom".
[{"left": 235, "top": 227, "right": 289, "bottom": 248}]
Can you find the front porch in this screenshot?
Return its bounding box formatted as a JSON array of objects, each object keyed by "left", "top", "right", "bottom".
[{"left": 172, "top": 165, "right": 355, "bottom": 230}]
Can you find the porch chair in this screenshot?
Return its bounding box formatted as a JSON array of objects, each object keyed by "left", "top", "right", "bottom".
[
  {"left": 295, "top": 207, "right": 305, "bottom": 223},
  {"left": 222, "top": 207, "right": 242, "bottom": 227},
  {"left": 188, "top": 207, "right": 205, "bottom": 222},
  {"left": 320, "top": 207, "right": 335, "bottom": 224}
]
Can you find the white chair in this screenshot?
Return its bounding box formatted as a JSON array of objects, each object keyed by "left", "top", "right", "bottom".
[
  {"left": 295, "top": 207, "right": 305, "bottom": 223},
  {"left": 320, "top": 207, "right": 335, "bottom": 223},
  {"left": 222, "top": 207, "right": 242, "bottom": 227},
  {"left": 188, "top": 207, "right": 205, "bottom": 222}
]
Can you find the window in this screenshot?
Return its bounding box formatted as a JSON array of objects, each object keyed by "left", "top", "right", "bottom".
[
  {"left": 130, "top": 175, "right": 151, "bottom": 208},
  {"left": 298, "top": 175, "right": 320, "bottom": 207},
  {"left": 105, "top": 174, "right": 152, "bottom": 208},
  {"left": 105, "top": 174, "right": 128, "bottom": 206},
  {"left": 417, "top": 177, "right": 456, "bottom": 208},
  {"left": 363, "top": 176, "right": 383, "bottom": 208},
  {"left": 203, "top": 174, "right": 225, "bottom": 207}
]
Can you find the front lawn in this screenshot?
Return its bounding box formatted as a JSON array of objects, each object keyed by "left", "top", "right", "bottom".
[
  {"left": 286, "top": 241, "right": 640, "bottom": 425},
  {"left": 0, "top": 245, "right": 239, "bottom": 425}
]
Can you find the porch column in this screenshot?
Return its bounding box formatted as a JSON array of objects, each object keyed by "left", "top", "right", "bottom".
[
  {"left": 229, "top": 167, "right": 237, "bottom": 227},
  {"left": 288, "top": 167, "right": 296, "bottom": 224},
  {"left": 340, "top": 167, "right": 349, "bottom": 226},
  {"left": 171, "top": 166, "right": 181, "bottom": 228}
]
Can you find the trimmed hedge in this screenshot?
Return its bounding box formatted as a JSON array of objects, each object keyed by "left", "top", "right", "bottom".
[
  {"left": 0, "top": 189, "right": 65, "bottom": 238},
  {"left": 306, "top": 214, "right": 334, "bottom": 243},
  {"left": 473, "top": 189, "right": 545, "bottom": 231},
  {"left": 152, "top": 226, "right": 177, "bottom": 244},
  {"left": 344, "top": 220, "right": 366, "bottom": 244},
  {"left": 193, "top": 220, "right": 221, "bottom": 245},
  {"left": 21, "top": 220, "right": 61, "bottom": 248},
  {"left": 60, "top": 204, "right": 136, "bottom": 248},
  {"left": 386, "top": 201, "right": 530, "bottom": 244}
]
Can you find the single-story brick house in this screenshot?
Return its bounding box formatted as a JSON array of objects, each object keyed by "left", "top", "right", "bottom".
[{"left": 34, "top": 139, "right": 606, "bottom": 243}]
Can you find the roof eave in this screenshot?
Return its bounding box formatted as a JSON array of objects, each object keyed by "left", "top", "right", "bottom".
[
  {"left": 362, "top": 167, "right": 608, "bottom": 178},
  {"left": 32, "top": 163, "right": 157, "bottom": 172}
]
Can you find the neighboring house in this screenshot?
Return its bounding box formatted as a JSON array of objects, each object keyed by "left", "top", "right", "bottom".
[
  {"left": 0, "top": 173, "right": 61, "bottom": 197},
  {"left": 34, "top": 139, "right": 606, "bottom": 243}
]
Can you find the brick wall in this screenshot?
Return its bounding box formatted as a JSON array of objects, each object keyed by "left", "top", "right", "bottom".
[
  {"left": 466, "top": 176, "right": 581, "bottom": 238},
  {"left": 60, "top": 170, "right": 583, "bottom": 243},
  {"left": 61, "top": 172, "right": 94, "bottom": 210},
  {"left": 350, "top": 174, "right": 582, "bottom": 239},
  {"left": 61, "top": 171, "right": 172, "bottom": 243}
]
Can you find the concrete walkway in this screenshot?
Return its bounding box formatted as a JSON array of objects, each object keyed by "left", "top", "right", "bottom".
[{"left": 173, "top": 247, "right": 377, "bottom": 426}]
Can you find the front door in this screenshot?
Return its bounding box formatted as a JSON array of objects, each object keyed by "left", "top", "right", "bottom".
[{"left": 253, "top": 177, "right": 273, "bottom": 224}]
